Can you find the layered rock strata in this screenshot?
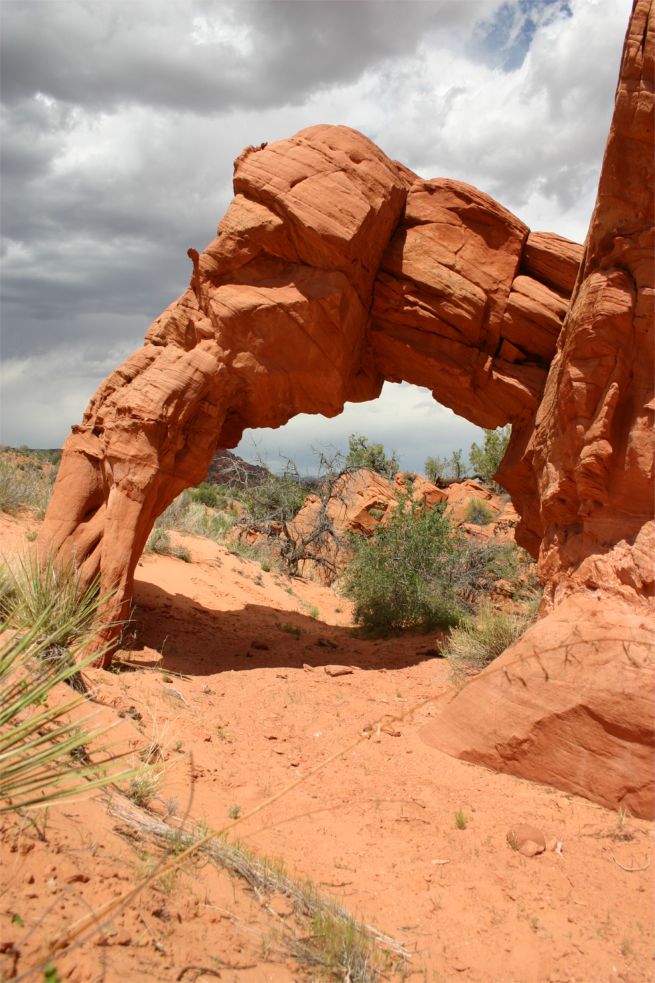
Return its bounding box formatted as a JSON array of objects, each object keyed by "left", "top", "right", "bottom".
[{"left": 39, "top": 3, "right": 653, "bottom": 815}]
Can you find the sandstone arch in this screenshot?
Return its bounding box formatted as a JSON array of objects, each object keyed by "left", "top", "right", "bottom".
[
  {"left": 38, "top": 126, "right": 580, "bottom": 634},
  {"left": 39, "top": 2, "right": 653, "bottom": 815}
]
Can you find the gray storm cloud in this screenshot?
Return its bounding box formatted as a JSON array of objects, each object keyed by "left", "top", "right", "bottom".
[{"left": 0, "top": 0, "right": 632, "bottom": 469}]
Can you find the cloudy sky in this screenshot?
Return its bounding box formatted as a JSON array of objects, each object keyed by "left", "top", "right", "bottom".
[{"left": 0, "top": 0, "right": 631, "bottom": 474}]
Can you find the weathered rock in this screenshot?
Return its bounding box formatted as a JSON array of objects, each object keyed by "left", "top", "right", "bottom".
[
  {"left": 422, "top": 1, "right": 655, "bottom": 818},
  {"left": 423, "top": 591, "right": 655, "bottom": 818},
  {"left": 371, "top": 179, "right": 565, "bottom": 429},
  {"left": 37, "top": 4, "right": 653, "bottom": 816}
]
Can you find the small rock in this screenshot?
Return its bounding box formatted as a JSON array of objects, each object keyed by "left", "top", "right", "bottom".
[
  {"left": 324, "top": 665, "right": 354, "bottom": 677},
  {"left": 507, "top": 823, "right": 547, "bottom": 857}
]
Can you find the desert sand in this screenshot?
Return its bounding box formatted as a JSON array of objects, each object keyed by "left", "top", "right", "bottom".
[{"left": 2, "top": 510, "right": 653, "bottom": 983}]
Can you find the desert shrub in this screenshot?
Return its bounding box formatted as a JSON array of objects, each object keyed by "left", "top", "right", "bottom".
[
  {"left": 463, "top": 497, "right": 494, "bottom": 525},
  {"left": 145, "top": 527, "right": 191, "bottom": 562},
  {"left": 341, "top": 501, "right": 469, "bottom": 632},
  {"left": 468, "top": 426, "right": 511, "bottom": 486},
  {"left": 0, "top": 459, "right": 53, "bottom": 517},
  {"left": 240, "top": 472, "right": 307, "bottom": 524},
  {"left": 346, "top": 434, "right": 399, "bottom": 478},
  {"left": 485, "top": 542, "right": 538, "bottom": 590},
  {"left": 171, "top": 544, "right": 191, "bottom": 562},
  {"left": 424, "top": 449, "right": 467, "bottom": 485},
  {"left": 178, "top": 501, "right": 234, "bottom": 541},
  {"left": 443, "top": 598, "right": 538, "bottom": 678},
  {"left": 154, "top": 491, "right": 193, "bottom": 530},
  {"left": 188, "top": 482, "right": 227, "bottom": 510},
  {"left": 146, "top": 526, "right": 173, "bottom": 555}
]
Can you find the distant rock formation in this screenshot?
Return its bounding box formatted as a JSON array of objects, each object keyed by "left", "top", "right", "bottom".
[
  {"left": 205, "top": 449, "right": 271, "bottom": 487},
  {"left": 39, "top": 3, "right": 653, "bottom": 815}
]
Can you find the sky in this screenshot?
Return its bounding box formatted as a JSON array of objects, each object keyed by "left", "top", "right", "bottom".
[{"left": 0, "top": 0, "right": 632, "bottom": 475}]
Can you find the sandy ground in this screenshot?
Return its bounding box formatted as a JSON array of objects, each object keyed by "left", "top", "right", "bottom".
[{"left": 1, "top": 511, "right": 653, "bottom": 983}]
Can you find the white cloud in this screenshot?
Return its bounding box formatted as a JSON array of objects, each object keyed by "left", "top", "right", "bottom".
[{"left": 237, "top": 383, "right": 485, "bottom": 475}]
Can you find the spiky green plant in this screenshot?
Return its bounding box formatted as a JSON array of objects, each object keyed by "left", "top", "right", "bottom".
[
  {"left": 0, "top": 614, "right": 138, "bottom": 813},
  {"left": 0, "top": 552, "right": 102, "bottom": 647}
]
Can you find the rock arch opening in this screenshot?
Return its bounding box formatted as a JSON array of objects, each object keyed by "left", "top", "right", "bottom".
[{"left": 39, "top": 124, "right": 582, "bottom": 649}]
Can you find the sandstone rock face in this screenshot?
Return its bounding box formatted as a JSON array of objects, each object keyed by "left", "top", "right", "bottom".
[
  {"left": 41, "top": 122, "right": 575, "bottom": 647},
  {"left": 422, "top": 1, "right": 655, "bottom": 818},
  {"left": 39, "top": 5, "right": 653, "bottom": 815}
]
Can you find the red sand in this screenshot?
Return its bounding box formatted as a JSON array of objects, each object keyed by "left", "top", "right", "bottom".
[{"left": 1, "top": 512, "right": 653, "bottom": 982}]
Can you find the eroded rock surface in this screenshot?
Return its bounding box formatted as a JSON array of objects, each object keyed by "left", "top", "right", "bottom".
[
  {"left": 40, "top": 126, "right": 578, "bottom": 639},
  {"left": 39, "top": 4, "right": 653, "bottom": 814},
  {"left": 422, "top": 0, "right": 655, "bottom": 818}
]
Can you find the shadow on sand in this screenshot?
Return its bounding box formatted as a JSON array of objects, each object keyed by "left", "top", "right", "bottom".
[{"left": 125, "top": 580, "right": 444, "bottom": 677}]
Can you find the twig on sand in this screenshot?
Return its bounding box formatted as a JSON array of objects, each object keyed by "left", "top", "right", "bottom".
[{"left": 610, "top": 853, "right": 650, "bottom": 872}]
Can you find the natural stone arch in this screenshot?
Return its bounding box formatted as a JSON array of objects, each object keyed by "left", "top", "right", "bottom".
[{"left": 38, "top": 124, "right": 581, "bottom": 653}]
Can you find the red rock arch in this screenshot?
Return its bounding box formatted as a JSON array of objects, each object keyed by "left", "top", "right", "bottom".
[{"left": 38, "top": 125, "right": 580, "bottom": 643}]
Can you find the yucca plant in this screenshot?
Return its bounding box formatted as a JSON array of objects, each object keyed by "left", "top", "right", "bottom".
[
  {"left": 0, "top": 552, "right": 102, "bottom": 647},
  {"left": 0, "top": 615, "right": 140, "bottom": 813},
  {"left": 0, "top": 554, "right": 140, "bottom": 814}
]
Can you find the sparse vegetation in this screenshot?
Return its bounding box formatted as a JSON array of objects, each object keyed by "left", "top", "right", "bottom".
[
  {"left": 111, "top": 796, "right": 409, "bottom": 983},
  {"left": 0, "top": 599, "right": 137, "bottom": 814},
  {"left": 346, "top": 434, "right": 399, "bottom": 478},
  {"left": 126, "top": 768, "right": 161, "bottom": 808},
  {"left": 145, "top": 526, "right": 191, "bottom": 562},
  {"left": 342, "top": 499, "right": 484, "bottom": 632},
  {"left": 468, "top": 425, "right": 511, "bottom": 487},
  {"left": 0, "top": 456, "right": 55, "bottom": 518},
  {"left": 455, "top": 809, "right": 468, "bottom": 830},
  {"left": 424, "top": 448, "right": 467, "bottom": 485},
  {"left": 463, "top": 497, "right": 494, "bottom": 525},
  {"left": 0, "top": 552, "right": 103, "bottom": 650},
  {"left": 280, "top": 621, "right": 302, "bottom": 639},
  {"left": 443, "top": 598, "right": 539, "bottom": 678}
]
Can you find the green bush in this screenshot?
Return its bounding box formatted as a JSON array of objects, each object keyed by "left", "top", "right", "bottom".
[
  {"left": 463, "top": 498, "right": 494, "bottom": 525},
  {"left": 346, "top": 434, "right": 399, "bottom": 478},
  {"left": 443, "top": 598, "right": 539, "bottom": 678},
  {"left": 146, "top": 526, "right": 173, "bottom": 555},
  {"left": 468, "top": 426, "right": 511, "bottom": 486},
  {"left": 341, "top": 501, "right": 469, "bottom": 632},
  {"left": 188, "top": 482, "right": 227, "bottom": 510}
]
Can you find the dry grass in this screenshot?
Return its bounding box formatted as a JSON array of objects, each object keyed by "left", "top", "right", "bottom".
[
  {"left": 109, "top": 794, "right": 409, "bottom": 983},
  {"left": 442, "top": 597, "right": 539, "bottom": 678}
]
